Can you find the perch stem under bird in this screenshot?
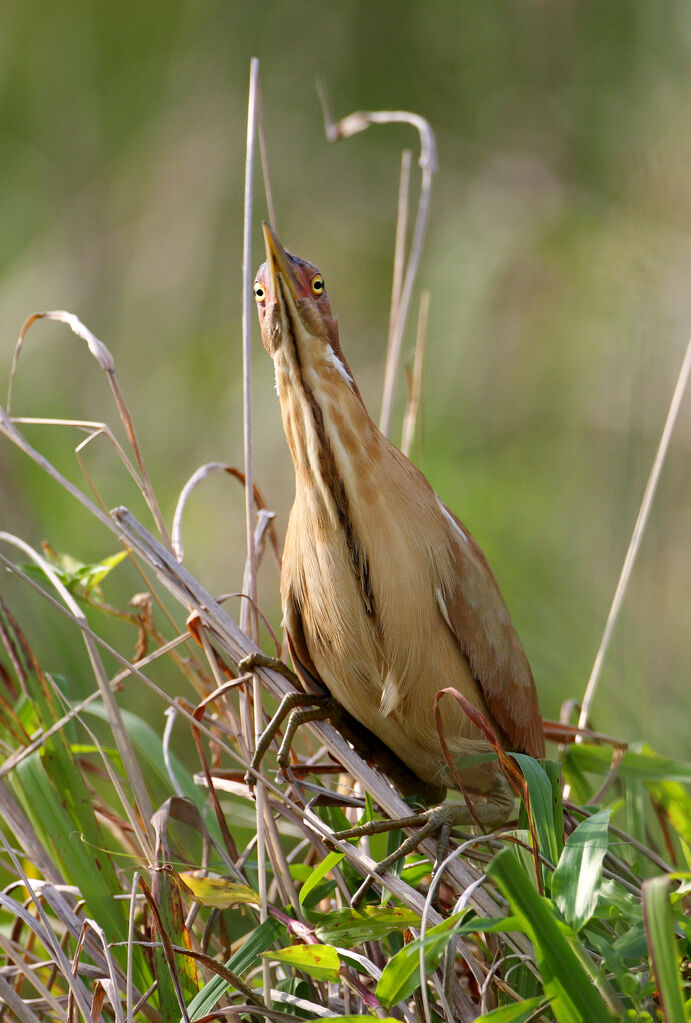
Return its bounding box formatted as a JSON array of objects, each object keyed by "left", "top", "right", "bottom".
[{"left": 251, "top": 221, "right": 544, "bottom": 896}]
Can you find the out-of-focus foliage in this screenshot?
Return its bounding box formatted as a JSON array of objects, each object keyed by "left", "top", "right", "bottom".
[{"left": 0, "top": 1, "right": 689, "bottom": 754}]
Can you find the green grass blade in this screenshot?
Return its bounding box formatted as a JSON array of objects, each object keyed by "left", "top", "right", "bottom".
[
  {"left": 552, "top": 808, "right": 611, "bottom": 931},
  {"left": 642, "top": 876, "right": 686, "bottom": 1023},
  {"left": 479, "top": 996, "right": 547, "bottom": 1021},
  {"left": 314, "top": 906, "right": 419, "bottom": 947},
  {"left": 375, "top": 912, "right": 465, "bottom": 1007},
  {"left": 185, "top": 916, "right": 284, "bottom": 1020},
  {"left": 299, "top": 850, "right": 344, "bottom": 905},
  {"left": 264, "top": 943, "right": 341, "bottom": 982},
  {"left": 512, "top": 754, "right": 562, "bottom": 883},
  {"left": 488, "top": 847, "right": 615, "bottom": 1022}
]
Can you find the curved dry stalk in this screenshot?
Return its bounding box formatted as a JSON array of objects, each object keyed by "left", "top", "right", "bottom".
[
  {"left": 171, "top": 461, "right": 280, "bottom": 568},
  {"left": 7, "top": 311, "right": 172, "bottom": 549},
  {"left": 318, "top": 91, "right": 438, "bottom": 438}
]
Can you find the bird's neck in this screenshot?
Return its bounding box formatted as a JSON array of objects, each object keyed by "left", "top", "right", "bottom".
[{"left": 275, "top": 337, "right": 379, "bottom": 503}]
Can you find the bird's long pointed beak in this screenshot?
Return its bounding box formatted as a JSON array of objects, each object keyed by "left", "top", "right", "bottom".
[{"left": 262, "top": 221, "right": 299, "bottom": 302}]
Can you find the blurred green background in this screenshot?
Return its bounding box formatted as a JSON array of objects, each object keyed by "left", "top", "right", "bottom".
[{"left": 1, "top": 2, "right": 689, "bottom": 757}]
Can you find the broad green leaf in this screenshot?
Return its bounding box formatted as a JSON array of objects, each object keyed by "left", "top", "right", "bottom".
[
  {"left": 376, "top": 912, "right": 465, "bottom": 1006},
  {"left": 480, "top": 996, "right": 547, "bottom": 1021},
  {"left": 177, "top": 872, "right": 260, "bottom": 908},
  {"left": 512, "top": 754, "right": 562, "bottom": 873},
  {"left": 186, "top": 917, "right": 284, "bottom": 1020},
  {"left": 642, "top": 876, "right": 686, "bottom": 1023},
  {"left": 314, "top": 905, "right": 419, "bottom": 947},
  {"left": 552, "top": 808, "right": 611, "bottom": 931},
  {"left": 264, "top": 943, "right": 341, "bottom": 982},
  {"left": 488, "top": 847, "right": 616, "bottom": 1022},
  {"left": 299, "top": 850, "right": 344, "bottom": 905},
  {"left": 564, "top": 743, "right": 691, "bottom": 784}
]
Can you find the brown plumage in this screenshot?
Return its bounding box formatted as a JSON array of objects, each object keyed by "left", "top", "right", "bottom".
[{"left": 254, "top": 223, "right": 544, "bottom": 802}]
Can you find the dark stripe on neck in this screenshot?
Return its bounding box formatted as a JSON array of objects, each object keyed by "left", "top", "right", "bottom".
[{"left": 281, "top": 287, "right": 375, "bottom": 617}]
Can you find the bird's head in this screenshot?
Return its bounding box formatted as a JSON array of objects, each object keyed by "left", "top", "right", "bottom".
[{"left": 254, "top": 222, "right": 339, "bottom": 359}]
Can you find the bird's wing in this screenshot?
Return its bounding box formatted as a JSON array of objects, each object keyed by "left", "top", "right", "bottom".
[
  {"left": 283, "top": 591, "right": 329, "bottom": 697},
  {"left": 435, "top": 498, "right": 545, "bottom": 759},
  {"left": 283, "top": 588, "right": 447, "bottom": 802}
]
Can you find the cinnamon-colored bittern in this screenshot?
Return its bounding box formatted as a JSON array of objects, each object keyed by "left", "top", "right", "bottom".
[{"left": 253, "top": 222, "right": 544, "bottom": 833}]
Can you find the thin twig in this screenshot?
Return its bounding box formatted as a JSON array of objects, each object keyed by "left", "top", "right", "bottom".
[
  {"left": 577, "top": 337, "right": 691, "bottom": 734},
  {"left": 383, "top": 148, "right": 411, "bottom": 427},
  {"left": 241, "top": 56, "right": 271, "bottom": 1003},
  {"left": 401, "top": 289, "right": 430, "bottom": 457}
]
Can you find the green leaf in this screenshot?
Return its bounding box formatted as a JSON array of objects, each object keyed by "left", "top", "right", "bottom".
[
  {"left": 264, "top": 943, "right": 341, "bottom": 982},
  {"left": 177, "top": 873, "right": 260, "bottom": 908},
  {"left": 376, "top": 911, "right": 466, "bottom": 1006},
  {"left": 488, "top": 847, "right": 616, "bottom": 1022},
  {"left": 552, "top": 808, "right": 611, "bottom": 931},
  {"left": 512, "top": 754, "right": 562, "bottom": 874},
  {"left": 20, "top": 549, "right": 128, "bottom": 601},
  {"left": 314, "top": 905, "right": 419, "bottom": 947},
  {"left": 299, "top": 850, "right": 344, "bottom": 905},
  {"left": 480, "top": 996, "right": 547, "bottom": 1021},
  {"left": 186, "top": 917, "right": 284, "bottom": 1020},
  {"left": 564, "top": 743, "right": 691, "bottom": 784},
  {"left": 642, "top": 876, "right": 686, "bottom": 1023}
]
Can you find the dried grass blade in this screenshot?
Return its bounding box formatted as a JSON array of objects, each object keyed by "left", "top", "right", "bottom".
[
  {"left": 578, "top": 337, "right": 691, "bottom": 733},
  {"left": 7, "top": 311, "right": 171, "bottom": 548},
  {"left": 401, "top": 290, "right": 430, "bottom": 457}
]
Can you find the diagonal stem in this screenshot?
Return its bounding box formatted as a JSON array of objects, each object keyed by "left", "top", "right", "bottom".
[{"left": 577, "top": 338, "right": 691, "bottom": 735}]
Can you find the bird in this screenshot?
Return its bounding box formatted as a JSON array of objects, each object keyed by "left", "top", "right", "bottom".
[{"left": 252, "top": 221, "right": 544, "bottom": 834}]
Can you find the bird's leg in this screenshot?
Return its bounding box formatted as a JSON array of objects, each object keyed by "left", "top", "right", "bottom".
[
  {"left": 336, "top": 773, "right": 515, "bottom": 907},
  {"left": 239, "top": 653, "right": 345, "bottom": 784}
]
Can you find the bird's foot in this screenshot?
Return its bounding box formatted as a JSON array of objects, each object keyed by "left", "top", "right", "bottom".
[
  {"left": 241, "top": 656, "right": 343, "bottom": 787},
  {"left": 237, "top": 651, "right": 301, "bottom": 686},
  {"left": 335, "top": 774, "right": 515, "bottom": 908}
]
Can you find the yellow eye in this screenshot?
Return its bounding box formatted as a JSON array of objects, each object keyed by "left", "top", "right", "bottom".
[
  {"left": 254, "top": 283, "right": 266, "bottom": 302},
  {"left": 310, "top": 274, "right": 325, "bottom": 296}
]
